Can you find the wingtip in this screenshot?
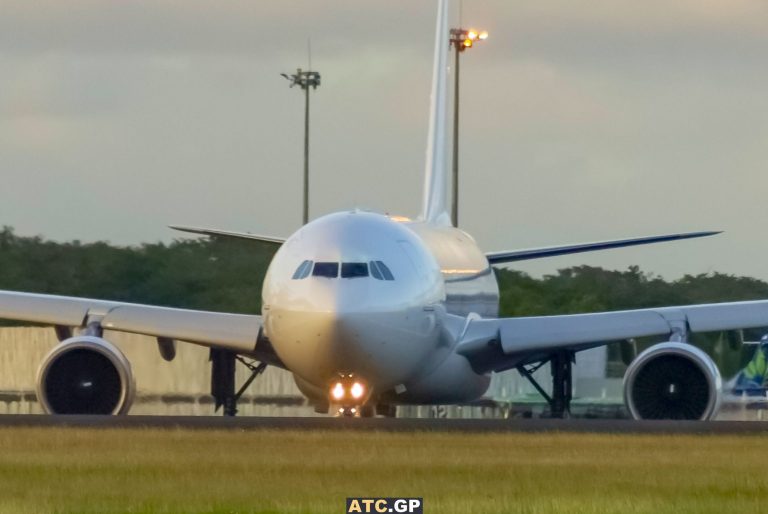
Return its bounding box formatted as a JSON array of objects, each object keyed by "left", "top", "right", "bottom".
[{"left": 678, "top": 230, "right": 722, "bottom": 239}]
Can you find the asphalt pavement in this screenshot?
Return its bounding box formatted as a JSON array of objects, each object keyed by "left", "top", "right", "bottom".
[{"left": 0, "top": 414, "right": 767, "bottom": 433}]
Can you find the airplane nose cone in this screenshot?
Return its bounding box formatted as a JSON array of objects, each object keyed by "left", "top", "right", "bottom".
[
  {"left": 320, "top": 308, "right": 438, "bottom": 388},
  {"left": 267, "top": 291, "right": 440, "bottom": 391}
]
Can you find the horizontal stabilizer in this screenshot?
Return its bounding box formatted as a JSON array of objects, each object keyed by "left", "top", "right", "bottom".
[
  {"left": 169, "top": 225, "right": 285, "bottom": 245},
  {"left": 486, "top": 231, "right": 720, "bottom": 265}
]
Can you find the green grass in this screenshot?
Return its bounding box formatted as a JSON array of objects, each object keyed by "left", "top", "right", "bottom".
[{"left": 0, "top": 427, "right": 766, "bottom": 514}]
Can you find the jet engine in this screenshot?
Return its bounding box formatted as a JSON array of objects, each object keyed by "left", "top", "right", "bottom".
[
  {"left": 36, "top": 336, "right": 135, "bottom": 415},
  {"left": 623, "top": 342, "right": 721, "bottom": 420}
]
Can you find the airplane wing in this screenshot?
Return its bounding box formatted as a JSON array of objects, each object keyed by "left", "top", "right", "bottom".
[
  {"left": 0, "top": 290, "right": 280, "bottom": 363},
  {"left": 169, "top": 225, "right": 286, "bottom": 245},
  {"left": 485, "top": 231, "right": 720, "bottom": 264},
  {"left": 455, "top": 300, "right": 768, "bottom": 373}
]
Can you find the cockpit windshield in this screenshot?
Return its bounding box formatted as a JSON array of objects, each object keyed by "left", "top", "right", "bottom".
[
  {"left": 291, "top": 260, "right": 394, "bottom": 280},
  {"left": 312, "top": 262, "right": 339, "bottom": 278},
  {"left": 341, "top": 262, "right": 368, "bottom": 278}
]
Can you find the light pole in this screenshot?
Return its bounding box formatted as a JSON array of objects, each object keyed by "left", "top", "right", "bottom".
[
  {"left": 448, "top": 28, "right": 487, "bottom": 227},
  {"left": 281, "top": 68, "right": 321, "bottom": 225}
]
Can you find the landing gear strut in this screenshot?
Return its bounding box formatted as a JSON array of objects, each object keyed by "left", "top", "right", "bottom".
[
  {"left": 516, "top": 350, "right": 574, "bottom": 418},
  {"left": 210, "top": 349, "right": 268, "bottom": 417}
]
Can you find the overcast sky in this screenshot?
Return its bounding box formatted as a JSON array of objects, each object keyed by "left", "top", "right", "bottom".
[{"left": 1, "top": 0, "right": 767, "bottom": 280}]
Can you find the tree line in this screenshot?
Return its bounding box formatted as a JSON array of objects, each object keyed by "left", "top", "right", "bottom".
[{"left": 0, "top": 226, "right": 273, "bottom": 314}]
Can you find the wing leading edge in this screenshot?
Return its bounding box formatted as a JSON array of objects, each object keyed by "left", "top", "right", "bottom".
[
  {"left": 0, "top": 290, "right": 275, "bottom": 359},
  {"left": 485, "top": 231, "right": 720, "bottom": 265},
  {"left": 456, "top": 300, "right": 768, "bottom": 373}
]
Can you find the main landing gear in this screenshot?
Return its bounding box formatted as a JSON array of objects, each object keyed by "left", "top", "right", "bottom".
[
  {"left": 210, "top": 349, "right": 268, "bottom": 417},
  {"left": 516, "top": 350, "right": 575, "bottom": 418}
]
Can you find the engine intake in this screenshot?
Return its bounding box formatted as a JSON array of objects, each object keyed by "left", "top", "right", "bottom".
[
  {"left": 36, "top": 336, "right": 135, "bottom": 415},
  {"left": 623, "top": 342, "right": 721, "bottom": 420}
]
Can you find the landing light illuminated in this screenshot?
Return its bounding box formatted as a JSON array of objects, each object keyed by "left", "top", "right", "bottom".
[
  {"left": 351, "top": 382, "right": 365, "bottom": 399},
  {"left": 332, "top": 382, "right": 345, "bottom": 400}
]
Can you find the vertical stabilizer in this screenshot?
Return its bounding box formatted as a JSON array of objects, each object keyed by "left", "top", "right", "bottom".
[{"left": 419, "top": 0, "right": 452, "bottom": 226}]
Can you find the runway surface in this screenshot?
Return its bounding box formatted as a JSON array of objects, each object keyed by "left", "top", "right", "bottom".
[{"left": 0, "top": 414, "right": 767, "bottom": 433}]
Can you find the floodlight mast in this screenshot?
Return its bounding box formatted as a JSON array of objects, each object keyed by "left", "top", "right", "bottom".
[
  {"left": 281, "top": 69, "right": 321, "bottom": 225},
  {"left": 448, "top": 28, "right": 487, "bottom": 227}
]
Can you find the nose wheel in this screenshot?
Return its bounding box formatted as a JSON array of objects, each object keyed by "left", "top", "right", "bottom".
[{"left": 335, "top": 404, "right": 375, "bottom": 417}]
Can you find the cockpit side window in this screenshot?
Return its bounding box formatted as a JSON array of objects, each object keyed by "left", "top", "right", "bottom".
[
  {"left": 312, "top": 262, "right": 339, "bottom": 278},
  {"left": 292, "top": 260, "right": 313, "bottom": 279},
  {"left": 375, "top": 261, "right": 395, "bottom": 281},
  {"left": 369, "top": 261, "right": 383, "bottom": 280},
  {"left": 341, "top": 262, "right": 368, "bottom": 278}
]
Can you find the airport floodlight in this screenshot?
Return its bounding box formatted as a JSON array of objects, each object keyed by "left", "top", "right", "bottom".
[
  {"left": 282, "top": 68, "right": 322, "bottom": 225},
  {"left": 448, "top": 27, "right": 488, "bottom": 227},
  {"left": 281, "top": 69, "right": 321, "bottom": 90},
  {"left": 449, "top": 27, "right": 488, "bottom": 53}
]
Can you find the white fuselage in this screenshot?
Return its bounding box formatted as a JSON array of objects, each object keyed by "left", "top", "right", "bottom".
[{"left": 261, "top": 210, "right": 497, "bottom": 406}]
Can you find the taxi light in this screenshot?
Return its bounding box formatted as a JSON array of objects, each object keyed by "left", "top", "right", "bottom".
[
  {"left": 463, "top": 39, "right": 473, "bottom": 48},
  {"left": 467, "top": 30, "right": 478, "bottom": 40},
  {"left": 479, "top": 31, "right": 489, "bottom": 40},
  {"left": 351, "top": 382, "right": 365, "bottom": 399},
  {"left": 332, "top": 382, "right": 345, "bottom": 400}
]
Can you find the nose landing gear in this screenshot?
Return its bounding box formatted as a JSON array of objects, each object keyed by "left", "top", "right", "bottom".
[
  {"left": 329, "top": 373, "right": 373, "bottom": 417},
  {"left": 337, "top": 405, "right": 360, "bottom": 417},
  {"left": 336, "top": 404, "right": 375, "bottom": 417}
]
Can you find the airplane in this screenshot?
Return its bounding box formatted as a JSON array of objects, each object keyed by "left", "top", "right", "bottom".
[{"left": 2, "top": 0, "right": 766, "bottom": 421}]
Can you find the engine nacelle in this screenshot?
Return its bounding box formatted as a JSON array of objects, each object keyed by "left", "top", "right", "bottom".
[
  {"left": 36, "top": 336, "right": 135, "bottom": 415},
  {"left": 623, "top": 342, "right": 721, "bottom": 420}
]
